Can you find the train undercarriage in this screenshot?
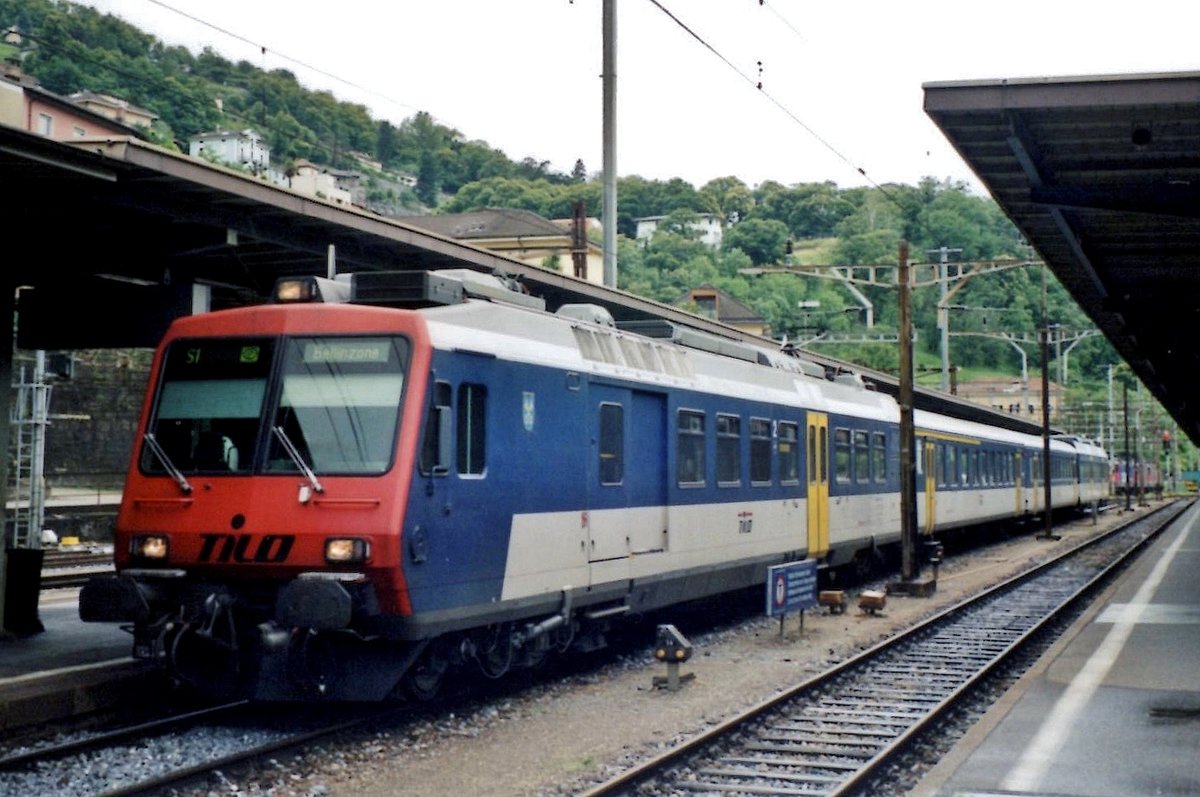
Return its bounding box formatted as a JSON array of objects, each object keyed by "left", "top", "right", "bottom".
[{"left": 80, "top": 572, "right": 599, "bottom": 702}]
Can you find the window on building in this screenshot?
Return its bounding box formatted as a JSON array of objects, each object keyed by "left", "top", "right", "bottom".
[{"left": 36, "top": 113, "right": 52, "bottom": 137}]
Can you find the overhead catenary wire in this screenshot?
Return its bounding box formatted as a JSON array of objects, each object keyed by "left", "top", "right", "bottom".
[
  {"left": 646, "top": 0, "right": 910, "bottom": 214},
  {"left": 143, "top": 0, "right": 421, "bottom": 115}
]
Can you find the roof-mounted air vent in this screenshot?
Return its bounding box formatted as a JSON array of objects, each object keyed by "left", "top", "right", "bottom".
[
  {"left": 616, "top": 319, "right": 759, "bottom": 363},
  {"left": 832, "top": 371, "right": 865, "bottom": 388},
  {"left": 350, "top": 269, "right": 545, "bottom": 311},
  {"left": 556, "top": 303, "right": 615, "bottom": 327}
]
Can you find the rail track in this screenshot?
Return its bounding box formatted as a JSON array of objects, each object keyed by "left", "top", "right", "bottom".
[
  {"left": 37, "top": 548, "right": 113, "bottom": 588},
  {"left": 578, "top": 499, "right": 1190, "bottom": 797},
  {"left": 0, "top": 698, "right": 406, "bottom": 797}
]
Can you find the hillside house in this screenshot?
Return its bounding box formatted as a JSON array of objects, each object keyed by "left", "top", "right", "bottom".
[
  {"left": 404, "top": 208, "right": 604, "bottom": 284},
  {"left": 188, "top": 129, "right": 269, "bottom": 173},
  {"left": 635, "top": 213, "right": 724, "bottom": 248},
  {"left": 0, "top": 69, "right": 146, "bottom": 140},
  {"left": 956, "top": 376, "right": 1064, "bottom": 422},
  {"left": 67, "top": 90, "right": 157, "bottom": 130},
  {"left": 677, "top": 285, "right": 770, "bottom": 337},
  {"left": 289, "top": 159, "right": 354, "bottom": 205}
]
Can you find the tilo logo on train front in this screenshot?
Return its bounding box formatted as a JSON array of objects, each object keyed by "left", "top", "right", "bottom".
[{"left": 197, "top": 533, "right": 295, "bottom": 563}]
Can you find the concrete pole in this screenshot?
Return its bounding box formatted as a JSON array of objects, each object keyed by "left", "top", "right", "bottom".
[
  {"left": 938, "top": 247, "right": 949, "bottom": 392},
  {"left": 601, "top": 0, "right": 618, "bottom": 289},
  {"left": 897, "top": 242, "right": 918, "bottom": 582},
  {"left": 1038, "top": 325, "right": 1057, "bottom": 539},
  {"left": 1124, "top": 382, "right": 1132, "bottom": 512}
]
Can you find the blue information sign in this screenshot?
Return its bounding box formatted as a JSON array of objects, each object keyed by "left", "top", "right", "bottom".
[{"left": 765, "top": 559, "right": 818, "bottom": 617}]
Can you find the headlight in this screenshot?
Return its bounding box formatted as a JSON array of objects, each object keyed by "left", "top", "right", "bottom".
[
  {"left": 131, "top": 534, "right": 169, "bottom": 560},
  {"left": 325, "top": 537, "right": 370, "bottom": 563}
]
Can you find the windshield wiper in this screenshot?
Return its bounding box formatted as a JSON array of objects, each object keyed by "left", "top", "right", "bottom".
[
  {"left": 272, "top": 426, "right": 324, "bottom": 496},
  {"left": 143, "top": 433, "right": 193, "bottom": 494}
]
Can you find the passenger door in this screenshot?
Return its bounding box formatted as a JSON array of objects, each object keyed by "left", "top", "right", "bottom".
[
  {"left": 586, "top": 384, "right": 668, "bottom": 585},
  {"left": 1014, "top": 451, "right": 1024, "bottom": 515},
  {"left": 806, "top": 412, "right": 830, "bottom": 558},
  {"left": 924, "top": 440, "right": 938, "bottom": 533}
]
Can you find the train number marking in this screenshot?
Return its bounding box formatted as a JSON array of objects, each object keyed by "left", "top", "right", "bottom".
[
  {"left": 738, "top": 511, "right": 753, "bottom": 534},
  {"left": 197, "top": 533, "right": 295, "bottom": 563}
]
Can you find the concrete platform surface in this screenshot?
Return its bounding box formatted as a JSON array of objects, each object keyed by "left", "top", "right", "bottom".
[
  {"left": 0, "top": 588, "right": 158, "bottom": 733},
  {"left": 914, "top": 501, "right": 1200, "bottom": 797}
]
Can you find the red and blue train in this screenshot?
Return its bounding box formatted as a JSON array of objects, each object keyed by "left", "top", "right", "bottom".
[{"left": 80, "top": 269, "right": 1111, "bottom": 701}]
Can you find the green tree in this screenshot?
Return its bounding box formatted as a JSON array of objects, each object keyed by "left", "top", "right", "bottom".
[
  {"left": 723, "top": 218, "right": 790, "bottom": 265},
  {"left": 416, "top": 149, "right": 441, "bottom": 207},
  {"left": 699, "top": 176, "right": 752, "bottom": 227},
  {"left": 376, "top": 120, "right": 397, "bottom": 166},
  {"left": 571, "top": 158, "right": 587, "bottom": 182}
]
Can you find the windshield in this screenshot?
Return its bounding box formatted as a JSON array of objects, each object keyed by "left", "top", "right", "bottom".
[{"left": 143, "top": 335, "right": 409, "bottom": 476}]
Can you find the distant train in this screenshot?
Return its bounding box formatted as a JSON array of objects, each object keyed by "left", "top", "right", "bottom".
[
  {"left": 1111, "top": 456, "right": 1163, "bottom": 498},
  {"left": 80, "top": 269, "right": 1111, "bottom": 701}
]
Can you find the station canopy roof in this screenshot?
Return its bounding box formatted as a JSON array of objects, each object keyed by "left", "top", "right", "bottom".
[
  {"left": 0, "top": 122, "right": 1047, "bottom": 436},
  {"left": 924, "top": 71, "right": 1200, "bottom": 446}
]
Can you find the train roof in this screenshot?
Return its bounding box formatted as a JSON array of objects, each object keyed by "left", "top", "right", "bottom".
[
  {"left": 267, "top": 269, "right": 1098, "bottom": 453},
  {"left": 420, "top": 297, "right": 897, "bottom": 419}
]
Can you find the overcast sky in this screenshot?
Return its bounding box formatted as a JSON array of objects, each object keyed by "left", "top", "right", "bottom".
[{"left": 80, "top": 0, "right": 1199, "bottom": 196}]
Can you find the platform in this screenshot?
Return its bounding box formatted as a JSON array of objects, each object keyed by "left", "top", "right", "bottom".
[
  {"left": 0, "top": 587, "right": 157, "bottom": 733},
  {"left": 914, "top": 500, "right": 1200, "bottom": 797}
]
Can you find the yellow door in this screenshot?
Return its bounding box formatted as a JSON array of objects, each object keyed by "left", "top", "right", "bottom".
[
  {"left": 924, "top": 440, "right": 938, "bottom": 533},
  {"left": 806, "top": 413, "right": 830, "bottom": 558},
  {"left": 1014, "top": 451, "right": 1024, "bottom": 516}
]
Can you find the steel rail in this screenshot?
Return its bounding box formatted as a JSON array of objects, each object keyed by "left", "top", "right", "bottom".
[{"left": 578, "top": 499, "right": 1191, "bottom": 797}]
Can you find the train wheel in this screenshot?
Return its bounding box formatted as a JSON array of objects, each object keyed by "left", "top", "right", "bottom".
[
  {"left": 406, "top": 653, "right": 448, "bottom": 701},
  {"left": 852, "top": 549, "right": 881, "bottom": 582}
]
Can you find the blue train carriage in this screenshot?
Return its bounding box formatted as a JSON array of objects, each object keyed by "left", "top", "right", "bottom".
[
  {"left": 405, "top": 288, "right": 901, "bottom": 642},
  {"left": 914, "top": 412, "right": 1028, "bottom": 534},
  {"left": 1056, "top": 435, "right": 1112, "bottom": 507},
  {"left": 909, "top": 415, "right": 1108, "bottom": 539}
]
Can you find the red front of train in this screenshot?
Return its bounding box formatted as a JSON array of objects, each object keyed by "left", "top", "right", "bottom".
[{"left": 80, "top": 296, "right": 434, "bottom": 700}]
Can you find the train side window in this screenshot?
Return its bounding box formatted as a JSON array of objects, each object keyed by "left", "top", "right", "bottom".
[
  {"left": 599, "top": 402, "right": 624, "bottom": 485},
  {"left": 853, "top": 430, "right": 870, "bottom": 484},
  {"left": 457, "top": 383, "right": 486, "bottom": 476},
  {"left": 820, "top": 426, "right": 828, "bottom": 483},
  {"left": 677, "top": 409, "right": 706, "bottom": 486},
  {"left": 779, "top": 421, "right": 800, "bottom": 485},
  {"left": 935, "top": 442, "right": 945, "bottom": 486},
  {"left": 750, "top": 418, "right": 771, "bottom": 485},
  {"left": 834, "top": 428, "right": 851, "bottom": 483},
  {"left": 872, "top": 432, "right": 887, "bottom": 483},
  {"left": 717, "top": 413, "right": 742, "bottom": 486},
  {"left": 419, "top": 381, "right": 453, "bottom": 476},
  {"left": 947, "top": 446, "right": 958, "bottom": 486}
]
